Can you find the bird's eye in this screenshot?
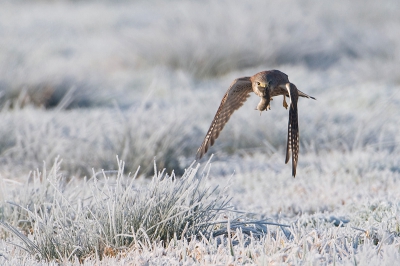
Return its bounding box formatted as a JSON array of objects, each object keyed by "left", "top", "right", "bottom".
[{"left": 257, "top": 82, "right": 261, "bottom": 86}]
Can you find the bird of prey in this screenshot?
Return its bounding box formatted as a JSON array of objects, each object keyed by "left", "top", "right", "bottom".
[{"left": 196, "top": 70, "right": 315, "bottom": 177}]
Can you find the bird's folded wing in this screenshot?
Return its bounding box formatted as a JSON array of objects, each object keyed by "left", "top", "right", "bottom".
[
  {"left": 196, "top": 77, "right": 253, "bottom": 159},
  {"left": 285, "top": 83, "right": 299, "bottom": 177}
]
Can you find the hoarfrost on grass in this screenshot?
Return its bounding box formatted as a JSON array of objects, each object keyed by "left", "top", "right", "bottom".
[{"left": 0, "top": 0, "right": 400, "bottom": 264}]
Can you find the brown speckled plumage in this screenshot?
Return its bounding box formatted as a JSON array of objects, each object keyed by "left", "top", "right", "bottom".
[{"left": 196, "top": 70, "right": 315, "bottom": 177}]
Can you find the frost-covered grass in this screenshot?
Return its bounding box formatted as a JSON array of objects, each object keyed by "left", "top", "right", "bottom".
[
  {"left": 1, "top": 0, "right": 399, "bottom": 108},
  {"left": 1, "top": 154, "right": 399, "bottom": 265},
  {"left": 0, "top": 157, "right": 234, "bottom": 262},
  {"left": 1, "top": 0, "right": 400, "bottom": 264}
]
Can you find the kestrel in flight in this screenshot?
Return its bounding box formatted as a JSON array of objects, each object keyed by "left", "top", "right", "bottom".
[{"left": 196, "top": 70, "right": 315, "bottom": 177}]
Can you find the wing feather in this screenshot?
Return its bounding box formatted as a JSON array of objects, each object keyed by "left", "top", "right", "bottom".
[
  {"left": 196, "top": 77, "right": 253, "bottom": 159},
  {"left": 285, "top": 83, "right": 299, "bottom": 177}
]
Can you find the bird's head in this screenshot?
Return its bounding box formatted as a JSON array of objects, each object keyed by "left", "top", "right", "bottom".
[
  {"left": 252, "top": 70, "right": 290, "bottom": 96},
  {"left": 252, "top": 75, "right": 271, "bottom": 97}
]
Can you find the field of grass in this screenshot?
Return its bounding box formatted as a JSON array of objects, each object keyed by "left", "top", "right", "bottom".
[{"left": 0, "top": 0, "right": 399, "bottom": 265}]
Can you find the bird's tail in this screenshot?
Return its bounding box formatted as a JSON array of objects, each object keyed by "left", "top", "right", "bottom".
[{"left": 298, "top": 89, "right": 316, "bottom": 100}]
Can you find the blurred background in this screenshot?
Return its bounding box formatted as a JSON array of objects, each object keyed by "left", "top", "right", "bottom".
[{"left": 0, "top": 0, "right": 399, "bottom": 178}]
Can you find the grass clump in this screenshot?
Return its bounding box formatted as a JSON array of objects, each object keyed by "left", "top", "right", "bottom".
[{"left": 0, "top": 156, "right": 230, "bottom": 262}]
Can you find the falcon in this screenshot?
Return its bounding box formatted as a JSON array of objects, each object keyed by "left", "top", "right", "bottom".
[{"left": 196, "top": 70, "right": 315, "bottom": 177}]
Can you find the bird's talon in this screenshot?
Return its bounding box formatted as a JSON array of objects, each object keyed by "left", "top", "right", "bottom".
[{"left": 283, "top": 95, "right": 288, "bottom": 109}]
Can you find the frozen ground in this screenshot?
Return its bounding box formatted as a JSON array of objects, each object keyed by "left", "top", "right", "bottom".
[{"left": 0, "top": 0, "right": 399, "bottom": 265}]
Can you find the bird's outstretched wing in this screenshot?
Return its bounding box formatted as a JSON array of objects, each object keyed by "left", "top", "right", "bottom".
[
  {"left": 285, "top": 83, "right": 299, "bottom": 177},
  {"left": 196, "top": 77, "right": 253, "bottom": 159}
]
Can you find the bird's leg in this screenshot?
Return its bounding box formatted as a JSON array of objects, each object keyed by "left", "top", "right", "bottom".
[{"left": 283, "top": 95, "right": 288, "bottom": 109}]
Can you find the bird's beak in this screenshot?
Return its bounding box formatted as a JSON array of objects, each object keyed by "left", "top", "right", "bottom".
[{"left": 259, "top": 82, "right": 267, "bottom": 88}]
